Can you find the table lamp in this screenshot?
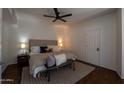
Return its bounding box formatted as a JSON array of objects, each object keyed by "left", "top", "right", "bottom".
[{"left": 21, "top": 42, "right": 26, "bottom": 55}]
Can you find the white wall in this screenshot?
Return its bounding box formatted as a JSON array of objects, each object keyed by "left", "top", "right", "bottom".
[
  {"left": 122, "top": 8, "right": 124, "bottom": 79},
  {"left": 1, "top": 9, "right": 18, "bottom": 69},
  {"left": 116, "top": 8, "right": 124, "bottom": 79},
  {"left": 17, "top": 12, "right": 56, "bottom": 42},
  {"left": 16, "top": 11, "right": 70, "bottom": 50},
  {"left": 69, "top": 12, "right": 118, "bottom": 71},
  {"left": 0, "top": 9, "right": 2, "bottom": 62},
  {"left": 116, "top": 9, "right": 122, "bottom": 76},
  {"left": 1, "top": 10, "right": 70, "bottom": 66},
  {"left": 114, "top": 8, "right": 124, "bottom": 79},
  {"left": 0, "top": 8, "right": 2, "bottom": 81}
]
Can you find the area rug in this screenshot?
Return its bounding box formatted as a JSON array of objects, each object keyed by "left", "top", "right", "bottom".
[{"left": 21, "top": 61, "right": 95, "bottom": 84}]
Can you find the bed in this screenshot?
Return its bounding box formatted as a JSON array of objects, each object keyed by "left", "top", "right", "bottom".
[{"left": 29, "top": 39, "right": 77, "bottom": 81}]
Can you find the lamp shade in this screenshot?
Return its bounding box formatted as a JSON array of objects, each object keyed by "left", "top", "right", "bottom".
[
  {"left": 60, "top": 43, "right": 63, "bottom": 47},
  {"left": 21, "top": 43, "right": 26, "bottom": 49},
  {"left": 58, "top": 40, "right": 62, "bottom": 43}
]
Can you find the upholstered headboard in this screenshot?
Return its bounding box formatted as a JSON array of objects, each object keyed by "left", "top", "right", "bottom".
[{"left": 29, "top": 39, "right": 58, "bottom": 51}]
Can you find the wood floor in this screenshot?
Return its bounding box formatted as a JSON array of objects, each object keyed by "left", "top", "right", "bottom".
[
  {"left": 76, "top": 67, "right": 123, "bottom": 84},
  {"left": 1, "top": 62, "right": 124, "bottom": 84},
  {"left": 2, "top": 64, "right": 22, "bottom": 84}
]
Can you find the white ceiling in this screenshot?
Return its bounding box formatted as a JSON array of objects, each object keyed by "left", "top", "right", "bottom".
[{"left": 16, "top": 8, "right": 116, "bottom": 24}]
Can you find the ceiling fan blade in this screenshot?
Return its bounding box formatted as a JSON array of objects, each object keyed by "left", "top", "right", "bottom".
[
  {"left": 43, "top": 15, "right": 56, "bottom": 18},
  {"left": 43, "top": 8, "right": 72, "bottom": 22},
  {"left": 52, "top": 18, "right": 57, "bottom": 22},
  {"left": 54, "top": 8, "right": 59, "bottom": 17},
  {"left": 59, "top": 18, "right": 66, "bottom": 22},
  {"left": 60, "top": 14, "right": 72, "bottom": 18}
]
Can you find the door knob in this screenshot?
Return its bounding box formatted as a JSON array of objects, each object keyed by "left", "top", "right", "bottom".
[{"left": 97, "top": 48, "right": 100, "bottom": 51}]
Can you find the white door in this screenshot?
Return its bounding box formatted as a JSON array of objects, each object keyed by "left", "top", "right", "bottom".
[{"left": 84, "top": 29, "right": 100, "bottom": 65}]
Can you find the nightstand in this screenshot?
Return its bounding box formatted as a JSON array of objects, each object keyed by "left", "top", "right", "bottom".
[{"left": 17, "top": 54, "right": 29, "bottom": 68}]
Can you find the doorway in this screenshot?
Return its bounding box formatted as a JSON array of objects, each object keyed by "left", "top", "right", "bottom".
[{"left": 84, "top": 28, "right": 101, "bottom": 66}]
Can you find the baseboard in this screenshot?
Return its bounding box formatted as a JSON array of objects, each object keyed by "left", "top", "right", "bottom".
[
  {"left": 77, "top": 59, "right": 118, "bottom": 72},
  {"left": 77, "top": 59, "right": 99, "bottom": 68},
  {"left": 116, "top": 71, "right": 122, "bottom": 79},
  {"left": 1, "top": 64, "right": 8, "bottom": 79}
]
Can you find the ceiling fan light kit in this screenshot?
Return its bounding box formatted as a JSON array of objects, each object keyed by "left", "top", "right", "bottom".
[{"left": 43, "top": 8, "right": 72, "bottom": 22}]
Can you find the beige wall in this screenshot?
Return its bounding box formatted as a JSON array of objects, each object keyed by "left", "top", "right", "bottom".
[
  {"left": 116, "top": 8, "right": 124, "bottom": 79},
  {"left": 0, "top": 8, "right": 2, "bottom": 81},
  {"left": 116, "top": 9, "right": 122, "bottom": 77},
  {"left": 122, "top": 8, "right": 124, "bottom": 79},
  {"left": 69, "top": 11, "right": 118, "bottom": 71},
  {"left": 16, "top": 11, "right": 70, "bottom": 51},
  {"left": 1, "top": 9, "right": 70, "bottom": 67},
  {"left": 0, "top": 9, "right": 2, "bottom": 62},
  {"left": 1, "top": 9, "right": 18, "bottom": 70}
]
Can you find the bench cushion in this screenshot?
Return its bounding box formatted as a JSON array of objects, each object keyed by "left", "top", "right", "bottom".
[
  {"left": 54, "top": 54, "right": 67, "bottom": 66},
  {"left": 47, "top": 54, "right": 56, "bottom": 67}
]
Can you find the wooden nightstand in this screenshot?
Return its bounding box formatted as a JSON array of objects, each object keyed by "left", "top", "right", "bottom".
[{"left": 17, "top": 55, "right": 29, "bottom": 68}]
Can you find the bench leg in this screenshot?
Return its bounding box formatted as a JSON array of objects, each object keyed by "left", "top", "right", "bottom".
[
  {"left": 45, "top": 71, "right": 50, "bottom": 82},
  {"left": 69, "top": 64, "right": 72, "bottom": 69},
  {"left": 72, "top": 62, "right": 75, "bottom": 71},
  {"left": 48, "top": 71, "right": 50, "bottom": 82},
  {"left": 45, "top": 71, "right": 48, "bottom": 78}
]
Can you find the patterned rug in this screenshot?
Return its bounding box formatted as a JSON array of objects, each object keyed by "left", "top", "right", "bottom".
[{"left": 21, "top": 61, "right": 95, "bottom": 84}]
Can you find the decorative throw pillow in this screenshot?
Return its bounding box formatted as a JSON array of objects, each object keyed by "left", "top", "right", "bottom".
[
  {"left": 48, "top": 45, "right": 60, "bottom": 52},
  {"left": 31, "top": 46, "right": 40, "bottom": 53},
  {"left": 48, "top": 48, "right": 53, "bottom": 52},
  {"left": 40, "top": 46, "right": 48, "bottom": 53},
  {"left": 54, "top": 54, "right": 67, "bottom": 66},
  {"left": 46, "top": 54, "right": 56, "bottom": 68}
]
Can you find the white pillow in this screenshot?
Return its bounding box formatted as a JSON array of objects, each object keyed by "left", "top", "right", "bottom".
[
  {"left": 54, "top": 54, "right": 67, "bottom": 66},
  {"left": 48, "top": 45, "right": 60, "bottom": 52},
  {"left": 31, "top": 46, "right": 40, "bottom": 53}
]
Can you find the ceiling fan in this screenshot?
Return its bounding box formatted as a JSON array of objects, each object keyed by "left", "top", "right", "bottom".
[{"left": 43, "top": 8, "right": 72, "bottom": 22}]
